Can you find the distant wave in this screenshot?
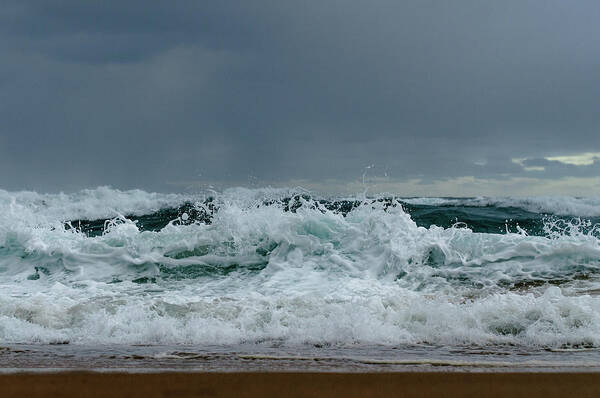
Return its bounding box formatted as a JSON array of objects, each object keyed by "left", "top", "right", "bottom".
[{"left": 403, "top": 196, "right": 600, "bottom": 217}]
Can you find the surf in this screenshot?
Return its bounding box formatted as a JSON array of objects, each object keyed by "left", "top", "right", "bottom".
[{"left": 1, "top": 187, "right": 600, "bottom": 348}]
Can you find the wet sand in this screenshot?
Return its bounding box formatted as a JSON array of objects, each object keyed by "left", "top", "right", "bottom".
[{"left": 2, "top": 372, "right": 600, "bottom": 398}]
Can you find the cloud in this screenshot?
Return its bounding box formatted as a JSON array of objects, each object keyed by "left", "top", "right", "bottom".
[
  {"left": 510, "top": 153, "right": 600, "bottom": 181},
  {"left": 1, "top": 1, "right": 600, "bottom": 194},
  {"left": 545, "top": 152, "right": 600, "bottom": 166}
]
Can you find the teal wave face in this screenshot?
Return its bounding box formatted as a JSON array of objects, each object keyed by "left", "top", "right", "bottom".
[{"left": 63, "top": 196, "right": 600, "bottom": 238}]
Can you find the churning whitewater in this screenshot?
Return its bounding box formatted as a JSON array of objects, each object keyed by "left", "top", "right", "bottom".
[{"left": 2, "top": 187, "right": 600, "bottom": 348}]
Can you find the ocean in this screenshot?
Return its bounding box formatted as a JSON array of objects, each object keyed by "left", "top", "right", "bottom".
[{"left": 2, "top": 186, "right": 600, "bottom": 372}]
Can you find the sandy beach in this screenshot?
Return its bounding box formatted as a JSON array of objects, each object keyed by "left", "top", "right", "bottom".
[{"left": 2, "top": 372, "right": 600, "bottom": 398}]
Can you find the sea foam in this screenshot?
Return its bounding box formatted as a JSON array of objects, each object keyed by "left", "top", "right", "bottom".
[{"left": 1, "top": 187, "right": 600, "bottom": 348}]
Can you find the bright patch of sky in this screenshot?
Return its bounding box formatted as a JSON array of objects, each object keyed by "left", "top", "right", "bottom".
[{"left": 545, "top": 152, "right": 600, "bottom": 166}]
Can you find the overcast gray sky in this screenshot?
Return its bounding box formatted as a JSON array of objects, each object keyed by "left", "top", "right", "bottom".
[{"left": 2, "top": 1, "right": 600, "bottom": 195}]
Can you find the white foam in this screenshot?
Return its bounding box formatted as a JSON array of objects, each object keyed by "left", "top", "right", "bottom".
[
  {"left": 2, "top": 281, "right": 600, "bottom": 347},
  {"left": 0, "top": 186, "right": 190, "bottom": 224},
  {"left": 401, "top": 198, "right": 454, "bottom": 206},
  {"left": 1, "top": 187, "right": 600, "bottom": 347}
]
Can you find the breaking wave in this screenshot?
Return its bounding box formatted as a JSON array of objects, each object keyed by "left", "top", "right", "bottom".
[{"left": 1, "top": 187, "right": 600, "bottom": 348}]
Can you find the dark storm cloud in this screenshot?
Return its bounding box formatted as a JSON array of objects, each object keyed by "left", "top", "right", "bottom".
[{"left": 1, "top": 1, "right": 600, "bottom": 192}]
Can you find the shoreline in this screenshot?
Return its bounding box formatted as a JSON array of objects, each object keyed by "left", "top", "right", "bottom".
[{"left": 3, "top": 371, "right": 600, "bottom": 397}]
